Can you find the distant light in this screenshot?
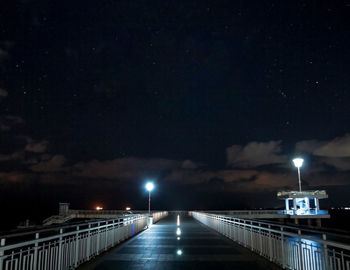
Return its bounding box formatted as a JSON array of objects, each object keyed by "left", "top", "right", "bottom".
[
  {"left": 176, "top": 228, "right": 181, "bottom": 236},
  {"left": 125, "top": 207, "right": 131, "bottom": 211},
  {"left": 96, "top": 206, "right": 103, "bottom": 211},
  {"left": 177, "top": 237, "right": 180, "bottom": 240},
  {"left": 145, "top": 182, "right": 154, "bottom": 192},
  {"left": 177, "top": 249, "right": 183, "bottom": 255},
  {"left": 293, "top": 158, "right": 304, "bottom": 168},
  {"left": 345, "top": 207, "right": 350, "bottom": 210},
  {"left": 177, "top": 215, "right": 180, "bottom": 226}
]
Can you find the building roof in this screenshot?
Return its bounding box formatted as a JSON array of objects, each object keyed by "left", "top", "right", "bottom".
[{"left": 277, "top": 190, "right": 328, "bottom": 199}]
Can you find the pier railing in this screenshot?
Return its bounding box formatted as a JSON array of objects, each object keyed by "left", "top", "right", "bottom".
[
  {"left": 203, "top": 209, "right": 329, "bottom": 217},
  {"left": 191, "top": 211, "right": 350, "bottom": 270},
  {"left": 0, "top": 211, "right": 167, "bottom": 270}
]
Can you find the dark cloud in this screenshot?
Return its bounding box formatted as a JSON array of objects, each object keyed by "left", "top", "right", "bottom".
[
  {"left": 0, "top": 151, "right": 24, "bottom": 162},
  {"left": 30, "top": 155, "right": 66, "bottom": 172},
  {"left": 295, "top": 135, "right": 350, "bottom": 158},
  {"left": 0, "top": 115, "right": 24, "bottom": 132},
  {"left": 163, "top": 168, "right": 294, "bottom": 191},
  {"left": 25, "top": 140, "right": 48, "bottom": 153},
  {"left": 0, "top": 41, "right": 13, "bottom": 64},
  {"left": 0, "top": 171, "right": 28, "bottom": 183},
  {"left": 295, "top": 135, "right": 350, "bottom": 171},
  {"left": 313, "top": 134, "right": 350, "bottom": 158},
  {"left": 5, "top": 115, "right": 24, "bottom": 124},
  {"left": 0, "top": 49, "right": 9, "bottom": 67},
  {"left": 73, "top": 157, "right": 181, "bottom": 180},
  {"left": 0, "top": 123, "right": 10, "bottom": 131},
  {"left": 319, "top": 157, "right": 350, "bottom": 171},
  {"left": 0, "top": 88, "right": 8, "bottom": 97},
  {"left": 0, "top": 134, "right": 349, "bottom": 215},
  {"left": 295, "top": 139, "right": 326, "bottom": 154},
  {"left": 226, "top": 141, "right": 286, "bottom": 168},
  {"left": 181, "top": 160, "right": 199, "bottom": 169}
]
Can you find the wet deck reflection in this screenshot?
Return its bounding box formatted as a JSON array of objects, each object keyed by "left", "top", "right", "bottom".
[{"left": 79, "top": 214, "right": 280, "bottom": 269}]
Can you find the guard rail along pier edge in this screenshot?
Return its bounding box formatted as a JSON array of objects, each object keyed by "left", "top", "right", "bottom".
[
  {"left": 191, "top": 211, "right": 350, "bottom": 270},
  {"left": 0, "top": 211, "right": 168, "bottom": 270}
]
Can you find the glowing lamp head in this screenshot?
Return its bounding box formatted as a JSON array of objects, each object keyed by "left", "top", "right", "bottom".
[
  {"left": 293, "top": 158, "right": 304, "bottom": 168},
  {"left": 145, "top": 182, "right": 154, "bottom": 192}
]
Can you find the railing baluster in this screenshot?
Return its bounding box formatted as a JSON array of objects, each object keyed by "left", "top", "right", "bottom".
[
  {"left": 281, "top": 227, "right": 286, "bottom": 269},
  {"left": 0, "top": 212, "right": 164, "bottom": 269},
  {"left": 192, "top": 212, "right": 350, "bottom": 270},
  {"left": 0, "top": 238, "right": 5, "bottom": 270},
  {"left": 323, "top": 234, "right": 329, "bottom": 270}
]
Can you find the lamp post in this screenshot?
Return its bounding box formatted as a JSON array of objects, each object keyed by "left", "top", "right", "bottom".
[
  {"left": 292, "top": 158, "right": 304, "bottom": 192},
  {"left": 145, "top": 182, "right": 154, "bottom": 216}
]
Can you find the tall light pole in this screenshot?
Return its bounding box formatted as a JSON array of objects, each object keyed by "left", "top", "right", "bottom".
[
  {"left": 145, "top": 182, "right": 154, "bottom": 216},
  {"left": 292, "top": 158, "right": 304, "bottom": 192}
]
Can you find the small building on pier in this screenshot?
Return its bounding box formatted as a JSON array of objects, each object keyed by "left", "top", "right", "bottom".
[{"left": 277, "top": 190, "right": 330, "bottom": 225}]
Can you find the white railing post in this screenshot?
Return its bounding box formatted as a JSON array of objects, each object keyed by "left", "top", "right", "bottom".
[
  {"left": 33, "top": 233, "right": 39, "bottom": 269},
  {"left": 105, "top": 222, "right": 108, "bottom": 251},
  {"left": 192, "top": 211, "right": 350, "bottom": 270},
  {"left": 0, "top": 212, "right": 167, "bottom": 270},
  {"left": 58, "top": 228, "right": 63, "bottom": 270},
  {"left": 0, "top": 238, "right": 5, "bottom": 270},
  {"left": 323, "top": 234, "right": 329, "bottom": 270},
  {"left": 243, "top": 220, "right": 246, "bottom": 247},
  {"left": 112, "top": 221, "right": 116, "bottom": 245},
  {"left": 268, "top": 225, "right": 273, "bottom": 261},
  {"left": 86, "top": 224, "right": 91, "bottom": 260},
  {"left": 298, "top": 229, "right": 304, "bottom": 270},
  {"left": 74, "top": 226, "right": 80, "bottom": 267},
  {"left": 258, "top": 223, "right": 262, "bottom": 256},
  {"left": 340, "top": 250, "right": 345, "bottom": 270},
  {"left": 96, "top": 222, "right": 100, "bottom": 255},
  {"left": 280, "top": 227, "right": 286, "bottom": 269},
  {"left": 250, "top": 221, "right": 253, "bottom": 251}
]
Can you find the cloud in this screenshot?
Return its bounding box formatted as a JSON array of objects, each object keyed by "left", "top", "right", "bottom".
[
  {"left": 5, "top": 115, "right": 24, "bottom": 124},
  {"left": 295, "top": 139, "right": 326, "bottom": 154},
  {"left": 163, "top": 168, "right": 303, "bottom": 192},
  {"left": 295, "top": 135, "right": 350, "bottom": 171},
  {"left": 74, "top": 157, "right": 181, "bottom": 179},
  {"left": 0, "top": 151, "right": 24, "bottom": 162},
  {"left": 0, "top": 88, "right": 8, "bottom": 97},
  {"left": 30, "top": 155, "right": 66, "bottom": 172},
  {"left": 0, "top": 115, "right": 24, "bottom": 132},
  {"left": 0, "top": 171, "right": 28, "bottom": 183},
  {"left": 181, "top": 160, "right": 199, "bottom": 169},
  {"left": 25, "top": 140, "right": 48, "bottom": 153},
  {"left": 0, "top": 49, "right": 9, "bottom": 64},
  {"left": 319, "top": 157, "right": 350, "bottom": 171},
  {"left": 0, "top": 123, "right": 10, "bottom": 131},
  {"left": 226, "top": 140, "right": 286, "bottom": 168},
  {"left": 313, "top": 134, "right": 350, "bottom": 158},
  {"left": 296, "top": 135, "right": 350, "bottom": 158},
  {"left": 40, "top": 154, "right": 52, "bottom": 161}
]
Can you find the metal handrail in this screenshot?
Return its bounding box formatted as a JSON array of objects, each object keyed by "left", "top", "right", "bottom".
[
  {"left": 192, "top": 211, "right": 350, "bottom": 270},
  {"left": 0, "top": 211, "right": 168, "bottom": 270},
  {"left": 1, "top": 215, "right": 137, "bottom": 239},
  {"left": 202, "top": 209, "right": 329, "bottom": 216},
  {"left": 196, "top": 211, "right": 343, "bottom": 240}
]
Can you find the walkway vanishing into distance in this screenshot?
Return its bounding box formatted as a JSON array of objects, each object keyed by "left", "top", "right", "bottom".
[{"left": 79, "top": 215, "right": 279, "bottom": 270}]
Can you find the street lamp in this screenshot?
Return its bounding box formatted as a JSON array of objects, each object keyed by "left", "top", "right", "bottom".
[
  {"left": 145, "top": 182, "right": 154, "bottom": 216},
  {"left": 292, "top": 158, "right": 304, "bottom": 192}
]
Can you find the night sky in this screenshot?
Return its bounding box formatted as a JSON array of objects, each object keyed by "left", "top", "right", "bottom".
[{"left": 1, "top": 0, "right": 350, "bottom": 228}]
